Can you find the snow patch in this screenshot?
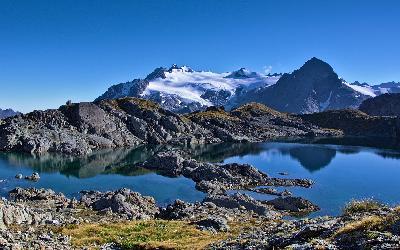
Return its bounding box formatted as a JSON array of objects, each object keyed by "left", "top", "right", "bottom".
[
  {"left": 320, "top": 91, "right": 332, "bottom": 111},
  {"left": 143, "top": 66, "right": 280, "bottom": 106},
  {"left": 344, "top": 82, "right": 376, "bottom": 97}
]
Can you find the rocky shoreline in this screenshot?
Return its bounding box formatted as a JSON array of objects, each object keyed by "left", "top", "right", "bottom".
[
  {"left": 1, "top": 186, "right": 400, "bottom": 249},
  {"left": 1, "top": 150, "right": 400, "bottom": 249}
]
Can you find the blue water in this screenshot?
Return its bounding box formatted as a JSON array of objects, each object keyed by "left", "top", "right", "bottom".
[
  {"left": 218, "top": 142, "right": 400, "bottom": 216},
  {"left": 1, "top": 141, "right": 400, "bottom": 215},
  {"left": 0, "top": 147, "right": 205, "bottom": 206}
]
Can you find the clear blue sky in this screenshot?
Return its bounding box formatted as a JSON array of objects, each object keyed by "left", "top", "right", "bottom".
[{"left": 1, "top": 0, "right": 399, "bottom": 113}]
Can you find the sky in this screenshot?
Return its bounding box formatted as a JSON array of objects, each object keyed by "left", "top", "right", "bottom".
[{"left": 1, "top": 0, "right": 399, "bottom": 113}]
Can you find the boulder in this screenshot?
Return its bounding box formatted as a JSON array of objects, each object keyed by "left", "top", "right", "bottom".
[
  {"left": 266, "top": 197, "right": 319, "bottom": 213},
  {"left": 80, "top": 188, "right": 159, "bottom": 219},
  {"left": 194, "top": 216, "right": 229, "bottom": 232}
]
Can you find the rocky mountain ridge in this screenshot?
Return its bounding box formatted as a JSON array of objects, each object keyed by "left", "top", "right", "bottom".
[
  {"left": 0, "top": 98, "right": 338, "bottom": 155},
  {"left": 95, "top": 58, "right": 398, "bottom": 114},
  {"left": 1, "top": 97, "right": 399, "bottom": 156},
  {"left": 231, "top": 57, "right": 370, "bottom": 113},
  {"left": 359, "top": 93, "right": 400, "bottom": 116},
  {"left": 96, "top": 64, "right": 280, "bottom": 113},
  {"left": 0, "top": 108, "right": 21, "bottom": 119}
]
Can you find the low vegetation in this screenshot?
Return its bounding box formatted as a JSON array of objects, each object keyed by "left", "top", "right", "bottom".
[
  {"left": 334, "top": 200, "right": 400, "bottom": 239},
  {"left": 118, "top": 97, "right": 161, "bottom": 111},
  {"left": 186, "top": 108, "right": 240, "bottom": 122},
  {"left": 60, "top": 220, "right": 230, "bottom": 249},
  {"left": 231, "top": 102, "right": 283, "bottom": 117},
  {"left": 335, "top": 215, "right": 384, "bottom": 236},
  {"left": 343, "top": 199, "right": 384, "bottom": 215}
]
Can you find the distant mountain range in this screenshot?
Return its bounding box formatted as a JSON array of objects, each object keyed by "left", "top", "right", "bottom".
[
  {"left": 96, "top": 64, "right": 281, "bottom": 113},
  {"left": 96, "top": 58, "right": 400, "bottom": 114},
  {"left": 345, "top": 81, "right": 400, "bottom": 97},
  {"left": 0, "top": 108, "right": 21, "bottom": 119}
]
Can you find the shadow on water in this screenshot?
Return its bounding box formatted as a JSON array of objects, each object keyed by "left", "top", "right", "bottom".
[
  {"left": 0, "top": 145, "right": 160, "bottom": 178},
  {"left": 1, "top": 137, "right": 400, "bottom": 214},
  {"left": 0, "top": 137, "right": 399, "bottom": 178}
]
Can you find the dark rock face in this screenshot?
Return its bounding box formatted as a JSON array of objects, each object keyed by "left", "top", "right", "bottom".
[
  {"left": 0, "top": 108, "right": 21, "bottom": 119},
  {"left": 0, "top": 98, "right": 216, "bottom": 155},
  {"left": 300, "top": 109, "right": 400, "bottom": 138},
  {"left": 95, "top": 79, "right": 149, "bottom": 101},
  {"left": 233, "top": 57, "right": 369, "bottom": 114},
  {"left": 79, "top": 188, "right": 159, "bottom": 219},
  {"left": 0, "top": 98, "right": 337, "bottom": 155},
  {"left": 200, "top": 89, "right": 232, "bottom": 106},
  {"left": 359, "top": 93, "right": 400, "bottom": 116}
]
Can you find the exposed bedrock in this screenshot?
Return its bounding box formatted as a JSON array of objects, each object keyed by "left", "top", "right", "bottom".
[
  {"left": 0, "top": 98, "right": 339, "bottom": 155},
  {"left": 139, "top": 150, "right": 314, "bottom": 194}
]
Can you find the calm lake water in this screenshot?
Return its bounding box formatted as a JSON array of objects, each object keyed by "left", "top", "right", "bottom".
[{"left": 1, "top": 140, "right": 400, "bottom": 215}]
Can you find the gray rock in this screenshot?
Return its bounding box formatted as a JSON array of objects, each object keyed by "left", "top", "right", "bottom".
[
  {"left": 195, "top": 216, "right": 229, "bottom": 232},
  {"left": 24, "top": 172, "right": 40, "bottom": 181},
  {"left": 79, "top": 188, "right": 159, "bottom": 219},
  {"left": 266, "top": 196, "right": 319, "bottom": 213},
  {"left": 9, "top": 188, "right": 68, "bottom": 203},
  {"left": 204, "top": 193, "right": 278, "bottom": 218}
]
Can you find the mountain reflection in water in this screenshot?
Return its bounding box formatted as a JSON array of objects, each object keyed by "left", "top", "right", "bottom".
[
  {"left": 1, "top": 138, "right": 399, "bottom": 178},
  {"left": 1, "top": 138, "right": 400, "bottom": 215}
]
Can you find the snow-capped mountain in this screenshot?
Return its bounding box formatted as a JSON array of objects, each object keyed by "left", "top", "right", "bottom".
[
  {"left": 345, "top": 81, "right": 400, "bottom": 97},
  {"left": 0, "top": 108, "right": 21, "bottom": 119},
  {"left": 230, "top": 57, "right": 370, "bottom": 114},
  {"left": 96, "top": 64, "right": 281, "bottom": 113},
  {"left": 96, "top": 59, "right": 399, "bottom": 114}
]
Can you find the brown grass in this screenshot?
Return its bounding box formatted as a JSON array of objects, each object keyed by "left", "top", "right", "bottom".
[
  {"left": 60, "top": 220, "right": 233, "bottom": 250},
  {"left": 232, "top": 102, "right": 282, "bottom": 117},
  {"left": 334, "top": 216, "right": 384, "bottom": 236},
  {"left": 343, "top": 199, "right": 383, "bottom": 215},
  {"left": 186, "top": 110, "right": 239, "bottom": 122}
]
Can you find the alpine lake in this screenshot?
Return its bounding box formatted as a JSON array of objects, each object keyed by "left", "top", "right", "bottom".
[{"left": 1, "top": 137, "right": 400, "bottom": 217}]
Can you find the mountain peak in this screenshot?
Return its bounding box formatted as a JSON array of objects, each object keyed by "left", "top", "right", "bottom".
[
  {"left": 303, "top": 57, "right": 332, "bottom": 68},
  {"left": 167, "top": 64, "right": 193, "bottom": 73},
  {"left": 225, "top": 68, "right": 259, "bottom": 79},
  {"left": 296, "top": 57, "right": 336, "bottom": 78}
]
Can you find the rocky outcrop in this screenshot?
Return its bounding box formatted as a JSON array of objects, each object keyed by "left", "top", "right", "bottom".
[
  {"left": 0, "top": 201, "right": 53, "bottom": 230},
  {"left": 300, "top": 109, "right": 400, "bottom": 138},
  {"left": 359, "top": 93, "right": 400, "bottom": 116},
  {"left": 204, "top": 193, "right": 279, "bottom": 217},
  {"left": 9, "top": 187, "right": 68, "bottom": 204},
  {"left": 186, "top": 104, "right": 339, "bottom": 143},
  {"left": 140, "top": 150, "right": 314, "bottom": 194},
  {"left": 194, "top": 216, "right": 229, "bottom": 232},
  {"left": 0, "top": 98, "right": 338, "bottom": 155},
  {"left": 0, "top": 98, "right": 216, "bottom": 155},
  {"left": 80, "top": 188, "right": 159, "bottom": 220},
  {"left": 266, "top": 196, "right": 320, "bottom": 213}
]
